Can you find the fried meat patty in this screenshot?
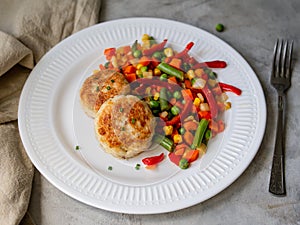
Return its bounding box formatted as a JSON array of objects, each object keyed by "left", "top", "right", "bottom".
[
  {"left": 94, "top": 95, "right": 156, "bottom": 159},
  {"left": 79, "top": 70, "right": 129, "bottom": 118}
]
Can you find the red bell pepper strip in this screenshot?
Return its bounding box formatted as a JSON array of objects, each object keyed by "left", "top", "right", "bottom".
[
  {"left": 192, "top": 60, "right": 227, "bottom": 69},
  {"left": 219, "top": 82, "right": 242, "bottom": 96},
  {"left": 142, "top": 153, "right": 165, "bottom": 166},
  {"left": 168, "top": 152, "right": 181, "bottom": 165},
  {"left": 142, "top": 39, "right": 168, "bottom": 56},
  {"left": 201, "top": 85, "right": 219, "bottom": 119},
  {"left": 173, "top": 42, "right": 194, "bottom": 59}
]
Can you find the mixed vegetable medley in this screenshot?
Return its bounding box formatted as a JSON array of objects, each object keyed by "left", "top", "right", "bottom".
[{"left": 98, "top": 34, "right": 242, "bottom": 170}]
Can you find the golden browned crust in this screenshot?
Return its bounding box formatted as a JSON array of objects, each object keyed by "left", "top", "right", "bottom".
[
  {"left": 94, "top": 72, "right": 129, "bottom": 113},
  {"left": 94, "top": 95, "right": 156, "bottom": 159},
  {"left": 79, "top": 70, "right": 116, "bottom": 118}
]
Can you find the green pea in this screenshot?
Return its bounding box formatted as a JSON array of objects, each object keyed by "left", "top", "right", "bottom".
[
  {"left": 179, "top": 158, "right": 189, "bottom": 169},
  {"left": 160, "top": 73, "right": 168, "bottom": 81},
  {"left": 179, "top": 127, "right": 186, "bottom": 135},
  {"left": 182, "top": 62, "right": 190, "bottom": 72},
  {"left": 140, "top": 66, "right": 148, "bottom": 72},
  {"left": 133, "top": 50, "right": 142, "bottom": 58},
  {"left": 170, "top": 106, "right": 180, "bottom": 116},
  {"left": 153, "top": 51, "right": 163, "bottom": 59},
  {"left": 173, "top": 91, "right": 181, "bottom": 99},
  {"left": 215, "top": 23, "right": 225, "bottom": 32}
]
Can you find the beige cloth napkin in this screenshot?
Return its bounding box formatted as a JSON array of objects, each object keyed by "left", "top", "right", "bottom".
[{"left": 0, "top": 0, "right": 101, "bottom": 224}]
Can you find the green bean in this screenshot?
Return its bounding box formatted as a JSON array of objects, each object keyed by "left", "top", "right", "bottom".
[
  {"left": 133, "top": 49, "right": 142, "bottom": 58},
  {"left": 179, "top": 158, "right": 189, "bottom": 169},
  {"left": 157, "top": 62, "right": 184, "bottom": 81},
  {"left": 154, "top": 134, "right": 174, "bottom": 152},
  {"left": 149, "top": 100, "right": 160, "bottom": 109},
  {"left": 191, "top": 119, "right": 209, "bottom": 149},
  {"left": 159, "top": 87, "right": 169, "bottom": 111}
]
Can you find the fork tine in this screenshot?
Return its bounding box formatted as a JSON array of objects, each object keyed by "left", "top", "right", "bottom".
[
  {"left": 281, "top": 40, "right": 288, "bottom": 78},
  {"left": 276, "top": 40, "right": 284, "bottom": 78},
  {"left": 286, "top": 40, "right": 294, "bottom": 79},
  {"left": 272, "top": 39, "right": 279, "bottom": 78}
]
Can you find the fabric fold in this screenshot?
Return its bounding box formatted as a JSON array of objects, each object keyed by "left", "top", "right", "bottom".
[{"left": 0, "top": 0, "right": 101, "bottom": 224}]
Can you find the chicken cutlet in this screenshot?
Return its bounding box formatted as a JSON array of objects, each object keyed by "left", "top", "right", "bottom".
[{"left": 94, "top": 95, "right": 156, "bottom": 159}]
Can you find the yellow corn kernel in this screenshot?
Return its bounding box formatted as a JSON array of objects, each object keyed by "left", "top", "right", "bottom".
[
  {"left": 224, "top": 102, "right": 232, "bottom": 110},
  {"left": 154, "top": 68, "right": 161, "bottom": 76},
  {"left": 173, "top": 134, "right": 183, "bottom": 144},
  {"left": 163, "top": 125, "right": 173, "bottom": 136},
  {"left": 164, "top": 47, "right": 174, "bottom": 57},
  {"left": 153, "top": 92, "right": 160, "bottom": 100},
  {"left": 197, "top": 143, "right": 207, "bottom": 156},
  {"left": 136, "top": 69, "right": 143, "bottom": 77},
  {"left": 194, "top": 68, "right": 204, "bottom": 77},
  {"left": 142, "top": 40, "right": 151, "bottom": 49},
  {"left": 93, "top": 69, "right": 100, "bottom": 74},
  {"left": 197, "top": 93, "right": 205, "bottom": 103},
  {"left": 193, "top": 97, "right": 201, "bottom": 107},
  {"left": 142, "top": 34, "right": 150, "bottom": 41},
  {"left": 136, "top": 63, "right": 144, "bottom": 70},
  {"left": 186, "top": 70, "right": 195, "bottom": 80},
  {"left": 200, "top": 103, "right": 210, "bottom": 111}
]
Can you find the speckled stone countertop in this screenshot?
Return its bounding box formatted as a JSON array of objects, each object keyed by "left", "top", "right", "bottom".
[{"left": 28, "top": 0, "right": 299, "bottom": 224}]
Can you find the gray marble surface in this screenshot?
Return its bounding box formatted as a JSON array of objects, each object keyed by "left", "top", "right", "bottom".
[{"left": 28, "top": 0, "right": 300, "bottom": 224}]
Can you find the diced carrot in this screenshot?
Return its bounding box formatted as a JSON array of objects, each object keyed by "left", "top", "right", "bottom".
[
  {"left": 183, "top": 131, "right": 194, "bottom": 146},
  {"left": 164, "top": 57, "right": 172, "bottom": 63},
  {"left": 168, "top": 76, "right": 177, "bottom": 84},
  {"left": 181, "top": 89, "right": 193, "bottom": 100},
  {"left": 123, "top": 65, "right": 136, "bottom": 74},
  {"left": 198, "top": 111, "right": 211, "bottom": 120},
  {"left": 169, "top": 58, "right": 182, "bottom": 70},
  {"left": 183, "top": 121, "right": 198, "bottom": 131},
  {"left": 124, "top": 73, "right": 136, "bottom": 83},
  {"left": 182, "top": 149, "right": 199, "bottom": 163},
  {"left": 139, "top": 56, "right": 151, "bottom": 66},
  {"left": 184, "top": 79, "right": 192, "bottom": 89},
  {"left": 170, "top": 98, "right": 177, "bottom": 105}
]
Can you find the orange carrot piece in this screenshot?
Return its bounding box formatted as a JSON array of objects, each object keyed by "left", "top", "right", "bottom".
[
  {"left": 183, "top": 131, "right": 194, "bottom": 146},
  {"left": 168, "top": 76, "right": 177, "bottom": 84},
  {"left": 169, "top": 58, "right": 182, "bottom": 70},
  {"left": 124, "top": 73, "right": 137, "bottom": 83},
  {"left": 183, "top": 121, "right": 198, "bottom": 131}
]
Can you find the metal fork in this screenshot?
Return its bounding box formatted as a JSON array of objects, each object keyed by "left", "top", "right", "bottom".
[{"left": 269, "top": 39, "right": 294, "bottom": 196}]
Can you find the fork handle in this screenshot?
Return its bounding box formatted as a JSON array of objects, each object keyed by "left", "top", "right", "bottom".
[{"left": 269, "top": 95, "right": 286, "bottom": 196}]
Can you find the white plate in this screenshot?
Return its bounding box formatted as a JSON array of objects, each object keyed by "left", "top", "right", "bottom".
[{"left": 18, "top": 18, "right": 266, "bottom": 214}]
